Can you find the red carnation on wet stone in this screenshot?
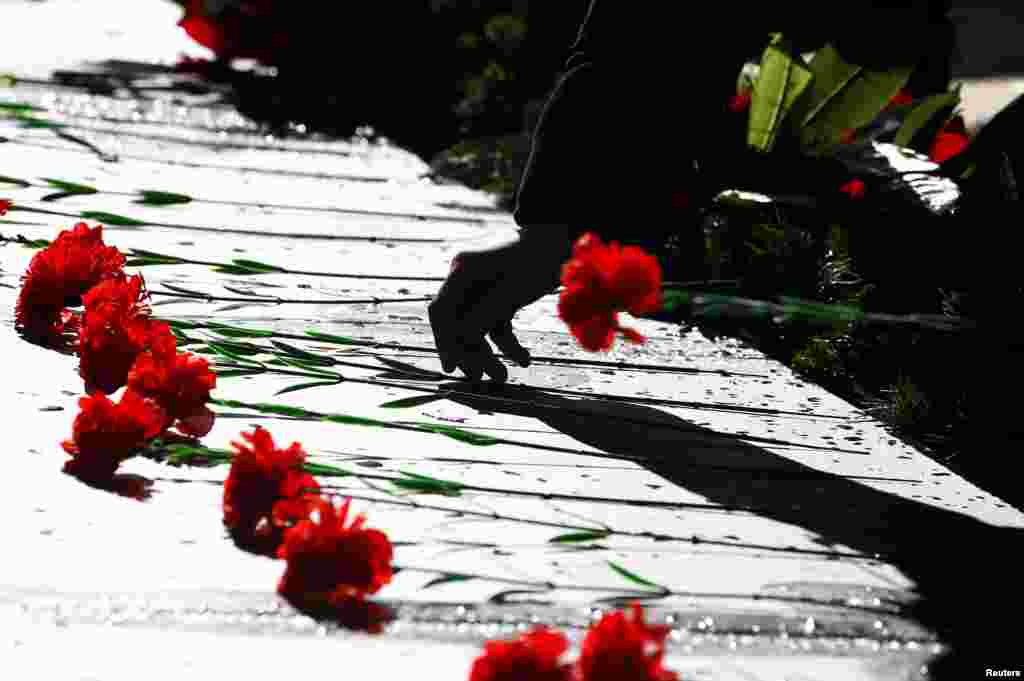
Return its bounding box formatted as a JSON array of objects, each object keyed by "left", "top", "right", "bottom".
[
  {"left": 127, "top": 328, "right": 217, "bottom": 437},
  {"left": 61, "top": 390, "right": 166, "bottom": 482},
  {"left": 839, "top": 179, "right": 866, "bottom": 200},
  {"left": 78, "top": 273, "right": 162, "bottom": 394},
  {"left": 929, "top": 115, "right": 969, "bottom": 164},
  {"left": 276, "top": 497, "right": 393, "bottom": 609},
  {"left": 469, "top": 627, "right": 573, "bottom": 681},
  {"left": 0, "top": 199, "right": 12, "bottom": 215},
  {"left": 15, "top": 222, "right": 125, "bottom": 338},
  {"left": 558, "top": 233, "right": 662, "bottom": 352},
  {"left": 576, "top": 603, "right": 678, "bottom": 681},
  {"left": 222, "top": 427, "right": 321, "bottom": 546}
]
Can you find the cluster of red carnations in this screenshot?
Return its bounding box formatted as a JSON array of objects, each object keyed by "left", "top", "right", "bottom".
[
  {"left": 557, "top": 233, "right": 663, "bottom": 353},
  {"left": 468, "top": 603, "right": 679, "bottom": 681},
  {"left": 13, "top": 221, "right": 217, "bottom": 481},
  {"left": 11, "top": 221, "right": 393, "bottom": 620}
]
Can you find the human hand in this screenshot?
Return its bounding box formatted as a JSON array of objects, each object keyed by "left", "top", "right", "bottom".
[{"left": 428, "top": 226, "right": 572, "bottom": 383}]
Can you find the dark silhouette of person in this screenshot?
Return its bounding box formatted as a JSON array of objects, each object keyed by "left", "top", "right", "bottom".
[{"left": 430, "top": 1, "right": 959, "bottom": 383}]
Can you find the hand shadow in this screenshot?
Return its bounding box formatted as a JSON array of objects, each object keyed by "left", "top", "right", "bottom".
[{"left": 441, "top": 382, "right": 1023, "bottom": 672}]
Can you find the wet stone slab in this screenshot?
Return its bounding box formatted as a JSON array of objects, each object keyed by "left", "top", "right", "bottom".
[{"left": 3, "top": 2, "right": 1024, "bottom": 679}]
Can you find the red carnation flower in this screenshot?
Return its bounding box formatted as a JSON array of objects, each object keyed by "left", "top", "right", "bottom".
[
  {"left": 839, "top": 178, "right": 866, "bottom": 200},
  {"left": 728, "top": 90, "right": 752, "bottom": 114},
  {"left": 223, "top": 427, "right": 321, "bottom": 548},
  {"left": 15, "top": 222, "right": 124, "bottom": 338},
  {"left": 469, "top": 627, "right": 572, "bottom": 681},
  {"left": 78, "top": 273, "right": 161, "bottom": 394},
  {"left": 558, "top": 233, "right": 662, "bottom": 352},
  {"left": 886, "top": 89, "right": 914, "bottom": 109},
  {"left": 277, "top": 497, "right": 393, "bottom": 609},
  {"left": 127, "top": 327, "right": 216, "bottom": 437},
  {"left": 576, "top": 603, "right": 678, "bottom": 681},
  {"left": 929, "top": 115, "right": 969, "bottom": 164},
  {"left": 178, "top": 0, "right": 227, "bottom": 54},
  {"left": 0, "top": 199, "right": 12, "bottom": 215},
  {"left": 61, "top": 390, "right": 166, "bottom": 481}
]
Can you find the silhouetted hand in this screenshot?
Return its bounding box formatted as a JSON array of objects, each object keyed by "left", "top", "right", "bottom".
[{"left": 428, "top": 227, "right": 572, "bottom": 383}]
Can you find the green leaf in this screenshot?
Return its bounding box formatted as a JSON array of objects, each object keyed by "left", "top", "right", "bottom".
[
  {"left": 211, "top": 398, "right": 319, "bottom": 419},
  {"left": 660, "top": 290, "right": 691, "bottom": 313},
  {"left": 125, "top": 257, "right": 182, "bottom": 267},
  {"left": 0, "top": 102, "right": 45, "bottom": 113},
  {"left": 378, "top": 393, "right": 451, "bottom": 409},
  {"left": 275, "top": 379, "right": 342, "bottom": 396},
  {"left": 135, "top": 190, "right": 193, "bottom": 206},
  {"left": 15, "top": 115, "right": 65, "bottom": 129},
  {"left": 893, "top": 90, "right": 960, "bottom": 149},
  {"left": 549, "top": 531, "right": 612, "bottom": 544},
  {"left": 161, "top": 319, "right": 201, "bottom": 330},
  {"left": 431, "top": 425, "right": 500, "bottom": 446},
  {"left": 40, "top": 178, "right": 99, "bottom": 202},
  {"left": 213, "top": 368, "right": 266, "bottom": 378},
  {"left": 607, "top": 561, "right": 666, "bottom": 591},
  {"left": 322, "top": 413, "right": 386, "bottom": 427},
  {"left": 391, "top": 471, "right": 464, "bottom": 496},
  {"left": 206, "top": 341, "right": 266, "bottom": 366},
  {"left": 301, "top": 462, "right": 353, "bottom": 477},
  {"left": 208, "top": 339, "right": 266, "bottom": 356},
  {"left": 0, "top": 174, "right": 31, "bottom": 187},
  {"left": 270, "top": 340, "right": 335, "bottom": 364},
  {"left": 231, "top": 258, "right": 284, "bottom": 273},
  {"left": 304, "top": 330, "right": 359, "bottom": 345},
  {"left": 79, "top": 211, "right": 148, "bottom": 227},
  {"left": 421, "top": 575, "right": 474, "bottom": 589},
  {"left": 213, "top": 264, "right": 267, "bottom": 275},
  {"left": 747, "top": 34, "right": 814, "bottom": 152},
  {"left": 790, "top": 44, "right": 912, "bottom": 155},
  {"left": 207, "top": 323, "right": 277, "bottom": 338}
]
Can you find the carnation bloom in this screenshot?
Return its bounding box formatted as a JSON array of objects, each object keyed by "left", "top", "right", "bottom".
[
  {"left": 929, "top": 115, "right": 969, "bottom": 164},
  {"left": 78, "top": 273, "right": 160, "bottom": 394},
  {"left": 277, "top": 497, "right": 393, "bottom": 608},
  {"left": 61, "top": 390, "right": 166, "bottom": 481},
  {"left": 728, "top": 90, "right": 752, "bottom": 114},
  {"left": 557, "top": 233, "right": 662, "bottom": 352},
  {"left": 15, "top": 223, "right": 124, "bottom": 338},
  {"left": 576, "top": 603, "right": 678, "bottom": 681},
  {"left": 178, "top": 0, "right": 226, "bottom": 54},
  {"left": 127, "top": 327, "right": 216, "bottom": 437},
  {"left": 887, "top": 89, "right": 914, "bottom": 109},
  {"left": 839, "top": 178, "right": 866, "bottom": 200},
  {"left": 0, "top": 199, "right": 11, "bottom": 215},
  {"left": 468, "top": 627, "right": 572, "bottom": 681},
  {"left": 222, "top": 427, "right": 321, "bottom": 547}
]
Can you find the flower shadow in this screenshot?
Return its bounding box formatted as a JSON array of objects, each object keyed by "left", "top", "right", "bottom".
[{"left": 65, "top": 470, "right": 155, "bottom": 501}]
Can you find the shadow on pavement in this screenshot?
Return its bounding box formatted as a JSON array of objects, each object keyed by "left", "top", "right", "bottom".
[{"left": 444, "top": 383, "right": 1023, "bottom": 676}]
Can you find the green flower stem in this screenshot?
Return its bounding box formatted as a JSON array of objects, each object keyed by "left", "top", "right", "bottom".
[
  {"left": 150, "top": 289, "right": 433, "bottom": 306},
  {"left": 309, "top": 492, "right": 872, "bottom": 562},
  {"left": 5, "top": 205, "right": 443, "bottom": 243}
]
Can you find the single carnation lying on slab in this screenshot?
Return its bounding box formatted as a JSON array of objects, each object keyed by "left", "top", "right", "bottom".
[
  {"left": 78, "top": 273, "right": 163, "bottom": 394},
  {"left": 61, "top": 390, "right": 166, "bottom": 482},
  {"left": 558, "top": 233, "right": 662, "bottom": 352},
  {"left": 276, "top": 497, "right": 393, "bottom": 610},
  {"left": 468, "top": 626, "right": 572, "bottom": 681},
  {"left": 15, "top": 223, "right": 124, "bottom": 340},
  {"left": 576, "top": 603, "right": 678, "bottom": 681},
  {"left": 222, "top": 426, "right": 321, "bottom": 550},
  {"left": 127, "top": 327, "right": 217, "bottom": 437}
]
